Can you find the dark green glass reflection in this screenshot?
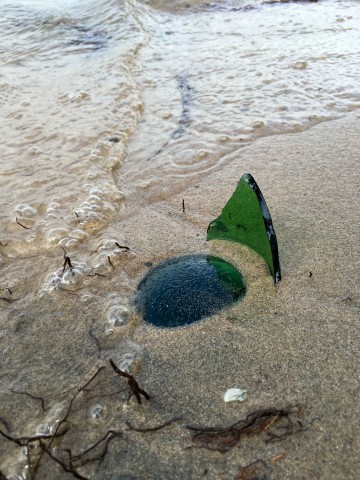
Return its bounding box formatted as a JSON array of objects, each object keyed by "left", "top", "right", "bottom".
[
  {"left": 207, "top": 173, "right": 281, "bottom": 283},
  {"left": 135, "top": 254, "right": 246, "bottom": 328}
]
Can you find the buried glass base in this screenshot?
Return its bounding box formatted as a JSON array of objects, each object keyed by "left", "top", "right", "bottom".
[{"left": 135, "top": 254, "right": 246, "bottom": 328}]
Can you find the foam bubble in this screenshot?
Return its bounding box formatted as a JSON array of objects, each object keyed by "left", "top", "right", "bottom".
[
  {"left": 64, "top": 239, "right": 79, "bottom": 248},
  {"left": 107, "top": 305, "right": 131, "bottom": 327},
  {"left": 119, "top": 353, "right": 135, "bottom": 373},
  {"left": 70, "top": 229, "right": 88, "bottom": 240},
  {"left": 292, "top": 61, "right": 308, "bottom": 70},
  {"left": 26, "top": 234, "right": 36, "bottom": 243},
  {"left": 68, "top": 90, "right": 90, "bottom": 102},
  {"left": 28, "top": 146, "right": 41, "bottom": 155},
  {"left": 46, "top": 228, "right": 70, "bottom": 243},
  {"left": 36, "top": 423, "right": 53, "bottom": 435},
  {"left": 41, "top": 262, "right": 87, "bottom": 293},
  {"left": 90, "top": 404, "right": 104, "bottom": 419},
  {"left": 252, "top": 120, "right": 265, "bottom": 129},
  {"left": 14, "top": 204, "right": 37, "bottom": 216}
]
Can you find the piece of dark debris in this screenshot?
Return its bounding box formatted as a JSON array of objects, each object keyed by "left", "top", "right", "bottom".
[
  {"left": 187, "top": 406, "right": 305, "bottom": 452},
  {"left": 15, "top": 217, "right": 31, "bottom": 229},
  {"left": 109, "top": 359, "right": 150, "bottom": 405}
]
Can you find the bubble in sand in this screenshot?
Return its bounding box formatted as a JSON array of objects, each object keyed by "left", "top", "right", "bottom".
[
  {"left": 252, "top": 120, "right": 265, "bottom": 129},
  {"left": 26, "top": 234, "right": 36, "bottom": 243},
  {"left": 68, "top": 90, "right": 90, "bottom": 102},
  {"left": 107, "top": 305, "right": 131, "bottom": 326},
  {"left": 90, "top": 404, "right": 104, "bottom": 419},
  {"left": 292, "top": 61, "right": 308, "bottom": 70},
  {"left": 70, "top": 229, "right": 88, "bottom": 240},
  {"left": 14, "top": 204, "right": 37, "bottom": 216},
  {"left": 36, "top": 423, "right": 53, "bottom": 435},
  {"left": 46, "top": 228, "right": 69, "bottom": 243},
  {"left": 119, "top": 353, "right": 135, "bottom": 373},
  {"left": 28, "top": 146, "right": 42, "bottom": 155}
]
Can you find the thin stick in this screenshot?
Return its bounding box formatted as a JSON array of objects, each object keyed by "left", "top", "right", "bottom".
[
  {"left": 109, "top": 359, "right": 150, "bottom": 404},
  {"left": 15, "top": 217, "right": 30, "bottom": 229},
  {"left": 115, "top": 242, "right": 130, "bottom": 251},
  {"left": 125, "top": 417, "right": 182, "bottom": 433},
  {"left": 10, "top": 390, "right": 46, "bottom": 411}
]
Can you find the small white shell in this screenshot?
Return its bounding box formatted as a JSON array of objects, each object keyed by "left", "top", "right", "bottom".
[{"left": 224, "top": 388, "right": 247, "bottom": 403}]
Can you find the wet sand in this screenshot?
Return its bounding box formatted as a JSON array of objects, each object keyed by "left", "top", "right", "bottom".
[{"left": 1, "top": 112, "right": 359, "bottom": 479}]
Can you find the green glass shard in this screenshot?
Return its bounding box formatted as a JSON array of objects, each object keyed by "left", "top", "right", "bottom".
[{"left": 207, "top": 173, "right": 281, "bottom": 283}]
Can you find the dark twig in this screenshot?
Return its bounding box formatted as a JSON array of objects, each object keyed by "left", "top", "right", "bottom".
[
  {"left": 32, "top": 392, "right": 77, "bottom": 475},
  {"left": 15, "top": 217, "right": 30, "bottom": 229},
  {"left": 39, "top": 441, "right": 89, "bottom": 480},
  {"left": 0, "top": 287, "right": 12, "bottom": 295},
  {"left": 10, "top": 390, "right": 46, "bottom": 411},
  {"left": 0, "top": 417, "right": 11, "bottom": 432},
  {"left": 61, "top": 246, "right": 73, "bottom": 275},
  {"left": 115, "top": 242, "right": 130, "bottom": 251},
  {"left": 89, "top": 330, "right": 101, "bottom": 355},
  {"left": 85, "top": 273, "right": 108, "bottom": 278},
  {"left": 78, "top": 367, "right": 106, "bottom": 393},
  {"left": 107, "top": 256, "right": 114, "bottom": 269},
  {"left": 70, "top": 430, "right": 122, "bottom": 462},
  {"left": 125, "top": 417, "right": 182, "bottom": 433},
  {"left": 0, "top": 297, "right": 18, "bottom": 303},
  {"left": 32, "top": 367, "right": 108, "bottom": 477},
  {"left": 109, "top": 359, "right": 150, "bottom": 405},
  {"left": 0, "top": 427, "right": 69, "bottom": 447},
  {"left": 1, "top": 366, "right": 129, "bottom": 480},
  {"left": 182, "top": 199, "right": 185, "bottom": 213}
]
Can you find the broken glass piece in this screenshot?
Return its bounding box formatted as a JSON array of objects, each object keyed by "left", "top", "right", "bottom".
[
  {"left": 135, "top": 254, "right": 246, "bottom": 328},
  {"left": 207, "top": 173, "right": 281, "bottom": 283}
]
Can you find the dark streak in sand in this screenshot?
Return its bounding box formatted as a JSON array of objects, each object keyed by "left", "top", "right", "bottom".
[{"left": 147, "top": 73, "right": 193, "bottom": 161}]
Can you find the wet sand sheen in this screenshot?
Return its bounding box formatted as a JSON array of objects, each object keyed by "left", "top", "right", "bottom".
[
  {"left": 1, "top": 0, "right": 360, "bottom": 477},
  {"left": 0, "top": 113, "right": 359, "bottom": 478}
]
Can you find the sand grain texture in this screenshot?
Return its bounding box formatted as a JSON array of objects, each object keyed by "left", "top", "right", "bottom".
[{"left": 0, "top": 113, "right": 359, "bottom": 479}]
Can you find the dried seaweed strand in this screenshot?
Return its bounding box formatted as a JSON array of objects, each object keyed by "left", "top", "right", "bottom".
[
  {"left": 15, "top": 217, "right": 30, "bottom": 229},
  {"left": 38, "top": 441, "right": 89, "bottom": 480},
  {"left": 187, "top": 406, "right": 304, "bottom": 452},
  {"left": 125, "top": 417, "right": 182, "bottom": 433},
  {"left": 89, "top": 329, "right": 101, "bottom": 355},
  {"left": 115, "top": 242, "right": 130, "bottom": 251},
  {"left": 10, "top": 389, "right": 46, "bottom": 411},
  {"left": 109, "top": 359, "right": 150, "bottom": 404}
]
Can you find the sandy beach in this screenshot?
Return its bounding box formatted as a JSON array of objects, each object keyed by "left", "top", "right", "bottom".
[{"left": 1, "top": 111, "right": 359, "bottom": 479}]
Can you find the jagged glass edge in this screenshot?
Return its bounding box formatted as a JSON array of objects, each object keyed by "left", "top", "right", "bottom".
[{"left": 207, "top": 173, "right": 281, "bottom": 283}]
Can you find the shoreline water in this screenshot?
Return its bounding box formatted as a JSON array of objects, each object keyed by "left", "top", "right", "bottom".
[{"left": 1, "top": 0, "right": 360, "bottom": 477}]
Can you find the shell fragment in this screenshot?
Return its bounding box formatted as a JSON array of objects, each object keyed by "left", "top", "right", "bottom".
[{"left": 224, "top": 388, "right": 247, "bottom": 403}]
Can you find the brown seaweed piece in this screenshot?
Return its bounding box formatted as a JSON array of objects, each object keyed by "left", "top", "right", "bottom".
[{"left": 187, "top": 406, "right": 304, "bottom": 452}]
